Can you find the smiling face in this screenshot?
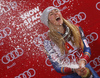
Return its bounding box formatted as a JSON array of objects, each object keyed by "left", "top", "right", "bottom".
[{"left": 48, "top": 9, "right": 63, "bottom": 26}]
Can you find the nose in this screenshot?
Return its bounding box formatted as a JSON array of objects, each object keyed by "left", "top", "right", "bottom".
[
  {"left": 53, "top": 11, "right": 58, "bottom": 15},
  {"left": 52, "top": 10, "right": 57, "bottom": 15}
]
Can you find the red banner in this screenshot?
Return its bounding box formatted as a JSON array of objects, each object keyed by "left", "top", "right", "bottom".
[{"left": 0, "top": 0, "right": 100, "bottom": 78}]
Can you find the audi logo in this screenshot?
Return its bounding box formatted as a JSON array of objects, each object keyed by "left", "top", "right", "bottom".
[
  {"left": 45, "top": 58, "right": 52, "bottom": 67},
  {"left": 1, "top": 48, "right": 24, "bottom": 64},
  {"left": 86, "top": 32, "right": 98, "bottom": 44},
  {"left": 89, "top": 56, "right": 100, "bottom": 69},
  {"left": 33, "top": 31, "right": 48, "bottom": 51},
  {"left": 45, "top": 58, "right": 55, "bottom": 72},
  {"left": 0, "top": 1, "right": 17, "bottom": 16},
  {"left": 10, "top": 1, "right": 17, "bottom": 10},
  {"left": 96, "top": 2, "right": 100, "bottom": 10},
  {"left": 0, "top": 27, "right": 11, "bottom": 40},
  {"left": 15, "top": 68, "right": 36, "bottom": 78},
  {"left": 53, "top": 0, "right": 69, "bottom": 7},
  {"left": 68, "top": 12, "right": 86, "bottom": 24}
]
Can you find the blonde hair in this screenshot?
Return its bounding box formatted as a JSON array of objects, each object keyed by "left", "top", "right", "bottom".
[{"left": 48, "top": 18, "right": 83, "bottom": 54}]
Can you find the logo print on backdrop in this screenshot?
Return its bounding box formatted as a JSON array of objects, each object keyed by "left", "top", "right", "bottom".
[
  {"left": 68, "top": 12, "right": 86, "bottom": 24},
  {"left": 33, "top": 31, "right": 48, "bottom": 51},
  {"left": 0, "top": 27, "right": 11, "bottom": 40},
  {"left": 10, "top": 1, "right": 17, "bottom": 10},
  {"left": 45, "top": 58, "right": 52, "bottom": 67},
  {"left": 53, "top": 0, "right": 69, "bottom": 7},
  {"left": 0, "top": 1, "right": 17, "bottom": 16},
  {"left": 20, "top": 6, "right": 42, "bottom": 27},
  {"left": 1, "top": 48, "right": 24, "bottom": 64},
  {"left": 96, "top": 2, "right": 100, "bottom": 10},
  {"left": 15, "top": 68, "right": 36, "bottom": 78},
  {"left": 86, "top": 32, "right": 98, "bottom": 44},
  {"left": 45, "top": 58, "right": 55, "bottom": 71},
  {"left": 89, "top": 56, "right": 100, "bottom": 72}
]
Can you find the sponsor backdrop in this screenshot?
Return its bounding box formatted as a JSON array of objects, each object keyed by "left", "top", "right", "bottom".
[{"left": 0, "top": 0, "right": 100, "bottom": 78}]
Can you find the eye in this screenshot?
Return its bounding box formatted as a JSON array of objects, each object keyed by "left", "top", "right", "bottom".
[
  {"left": 49, "top": 13, "right": 53, "bottom": 16},
  {"left": 55, "top": 9, "right": 59, "bottom": 12}
]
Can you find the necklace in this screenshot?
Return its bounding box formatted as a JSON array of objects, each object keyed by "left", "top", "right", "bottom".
[{"left": 62, "top": 25, "right": 71, "bottom": 41}]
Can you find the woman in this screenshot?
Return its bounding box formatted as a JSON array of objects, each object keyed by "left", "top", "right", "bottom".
[{"left": 40, "top": 6, "right": 98, "bottom": 78}]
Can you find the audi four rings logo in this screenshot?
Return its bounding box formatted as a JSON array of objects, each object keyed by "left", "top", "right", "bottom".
[
  {"left": 0, "top": 27, "right": 11, "bottom": 40},
  {"left": 1, "top": 48, "right": 24, "bottom": 64},
  {"left": 96, "top": 2, "right": 100, "bottom": 10},
  {"left": 0, "top": 1, "right": 17, "bottom": 16},
  {"left": 45, "top": 58, "right": 55, "bottom": 72},
  {"left": 15, "top": 68, "right": 36, "bottom": 78},
  {"left": 86, "top": 32, "right": 98, "bottom": 44},
  {"left": 68, "top": 12, "right": 86, "bottom": 24},
  {"left": 33, "top": 31, "right": 48, "bottom": 51},
  {"left": 45, "top": 58, "right": 52, "bottom": 67},
  {"left": 89, "top": 56, "right": 100, "bottom": 69},
  {"left": 53, "top": 0, "right": 69, "bottom": 7}
]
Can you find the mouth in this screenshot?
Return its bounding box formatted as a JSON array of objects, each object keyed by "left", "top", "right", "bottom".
[{"left": 56, "top": 17, "right": 61, "bottom": 21}]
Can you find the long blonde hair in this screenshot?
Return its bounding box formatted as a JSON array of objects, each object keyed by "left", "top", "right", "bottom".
[{"left": 48, "top": 18, "right": 83, "bottom": 54}]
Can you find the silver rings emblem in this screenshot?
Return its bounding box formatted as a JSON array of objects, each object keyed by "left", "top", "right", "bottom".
[
  {"left": 33, "top": 31, "right": 48, "bottom": 51},
  {"left": 0, "top": 27, "right": 11, "bottom": 40},
  {"left": 68, "top": 12, "right": 86, "bottom": 24},
  {"left": 96, "top": 2, "right": 100, "bottom": 10},
  {"left": 1, "top": 48, "right": 24, "bottom": 64},
  {"left": 45, "top": 58, "right": 52, "bottom": 67},
  {"left": 86, "top": 32, "right": 98, "bottom": 44},
  {"left": 0, "top": 1, "right": 17, "bottom": 16},
  {"left": 15, "top": 68, "right": 36, "bottom": 78},
  {"left": 53, "top": 0, "right": 69, "bottom": 7},
  {"left": 89, "top": 56, "right": 100, "bottom": 69}
]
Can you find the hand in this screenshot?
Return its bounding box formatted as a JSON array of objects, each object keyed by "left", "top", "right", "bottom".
[
  {"left": 78, "top": 59, "right": 86, "bottom": 68},
  {"left": 75, "top": 60, "right": 87, "bottom": 76},
  {"left": 75, "top": 67, "right": 87, "bottom": 76}
]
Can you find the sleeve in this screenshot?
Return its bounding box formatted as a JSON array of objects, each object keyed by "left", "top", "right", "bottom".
[
  {"left": 44, "top": 40, "right": 73, "bottom": 74},
  {"left": 79, "top": 26, "right": 91, "bottom": 63}
]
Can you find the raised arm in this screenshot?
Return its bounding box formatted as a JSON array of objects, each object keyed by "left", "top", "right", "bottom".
[{"left": 79, "top": 26, "right": 91, "bottom": 64}]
